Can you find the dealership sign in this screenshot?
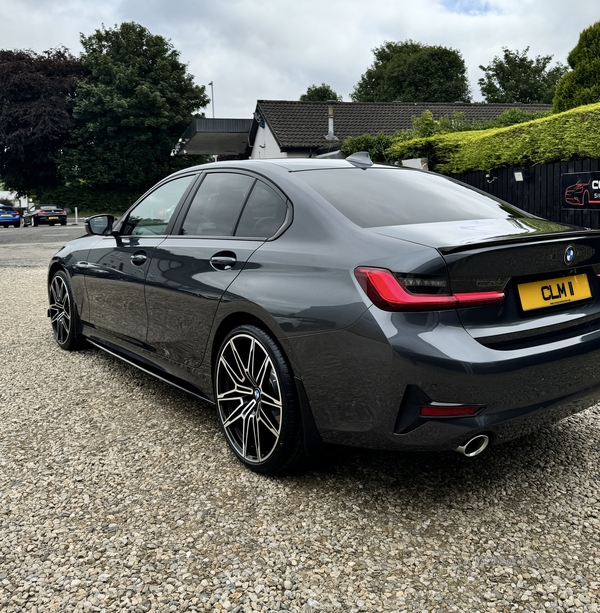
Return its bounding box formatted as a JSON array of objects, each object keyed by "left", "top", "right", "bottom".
[{"left": 561, "top": 172, "right": 600, "bottom": 209}]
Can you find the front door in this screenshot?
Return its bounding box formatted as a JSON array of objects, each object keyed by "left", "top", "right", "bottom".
[{"left": 83, "top": 174, "right": 197, "bottom": 349}]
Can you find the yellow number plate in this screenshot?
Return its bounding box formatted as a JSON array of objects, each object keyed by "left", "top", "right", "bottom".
[{"left": 518, "top": 274, "right": 592, "bottom": 311}]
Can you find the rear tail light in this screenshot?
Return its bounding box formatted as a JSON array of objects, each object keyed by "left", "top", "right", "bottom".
[{"left": 354, "top": 267, "right": 504, "bottom": 312}]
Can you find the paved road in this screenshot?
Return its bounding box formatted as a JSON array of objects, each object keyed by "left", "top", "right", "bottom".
[{"left": 0, "top": 221, "right": 88, "bottom": 267}]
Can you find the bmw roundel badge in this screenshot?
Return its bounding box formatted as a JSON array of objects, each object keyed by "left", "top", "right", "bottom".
[{"left": 564, "top": 245, "right": 575, "bottom": 266}]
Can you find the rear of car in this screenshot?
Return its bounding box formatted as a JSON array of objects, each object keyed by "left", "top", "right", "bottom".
[
  {"left": 291, "top": 165, "right": 600, "bottom": 453},
  {"left": 0, "top": 205, "right": 21, "bottom": 228},
  {"left": 28, "top": 205, "right": 67, "bottom": 226}
]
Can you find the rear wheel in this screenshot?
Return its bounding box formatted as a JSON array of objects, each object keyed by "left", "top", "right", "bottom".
[
  {"left": 49, "top": 271, "right": 84, "bottom": 351},
  {"left": 215, "top": 325, "right": 305, "bottom": 474},
  {"left": 32, "top": 217, "right": 38, "bottom": 227}
]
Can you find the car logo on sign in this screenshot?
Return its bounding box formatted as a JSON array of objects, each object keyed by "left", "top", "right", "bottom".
[{"left": 564, "top": 245, "right": 575, "bottom": 266}]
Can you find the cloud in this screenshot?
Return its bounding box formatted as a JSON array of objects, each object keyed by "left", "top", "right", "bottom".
[{"left": 0, "top": 0, "right": 598, "bottom": 117}]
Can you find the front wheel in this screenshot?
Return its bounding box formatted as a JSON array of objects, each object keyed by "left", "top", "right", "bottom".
[
  {"left": 215, "top": 325, "right": 305, "bottom": 474},
  {"left": 49, "top": 271, "right": 85, "bottom": 350}
]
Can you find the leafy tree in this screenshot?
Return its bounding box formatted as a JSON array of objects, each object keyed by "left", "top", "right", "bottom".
[
  {"left": 300, "top": 83, "right": 342, "bottom": 101},
  {"left": 0, "top": 48, "right": 87, "bottom": 196},
  {"left": 553, "top": 21, "right": 600, "bottom": 112},
  {"left": 351, "top": 40, "right": 471, "bottom": 103},
  {"left": 61, "top": 22, "right": 208, "bottom": 199},
  {"left": 478, "top": 47, "right": 566, "bottom": 103}
]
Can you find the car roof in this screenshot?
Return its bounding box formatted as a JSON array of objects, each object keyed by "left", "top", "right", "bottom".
[{"left": 170, "top": 157, "right": 407, "bottom": 178}]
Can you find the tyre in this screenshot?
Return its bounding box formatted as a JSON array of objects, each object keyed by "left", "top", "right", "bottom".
[
  {"left": 14, "top": 222, "right": 20, "bottom": 228},
  {"left": 61, "top": 221, "right": 67, "bottom": 226},
  {"left": 214, "top": 325, "right": 305, "bottom": 474},
  {"left": 32, "top": 217, "right": 38, "bottom": 227},
  {"left": 49, "top": 271, "right": 85, "bottom": 351}
]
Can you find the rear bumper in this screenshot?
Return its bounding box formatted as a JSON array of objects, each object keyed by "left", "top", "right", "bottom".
[
  {"left": 289, "top": 307, "right": 600, "bottom": 452},
  {"left": 35, "top": 216, "right": 66, "bottom": 224}
]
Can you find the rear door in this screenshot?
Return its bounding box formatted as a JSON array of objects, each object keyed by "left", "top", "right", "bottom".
[{"left": 144, "top": 170, "right": 289, "bottom": 371}]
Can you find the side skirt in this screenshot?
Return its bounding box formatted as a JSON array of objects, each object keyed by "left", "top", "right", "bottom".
[{"left": 86, "top": 338, "right": 215, "bottom": 405}]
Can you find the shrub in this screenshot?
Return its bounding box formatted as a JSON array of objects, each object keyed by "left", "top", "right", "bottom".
[{"left": 384, "top": 102, "right": 600, "bottom": 174}]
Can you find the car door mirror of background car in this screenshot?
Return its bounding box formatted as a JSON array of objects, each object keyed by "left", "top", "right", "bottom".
[{"left": 86, "top": 214, "right": 115, "bottom": 236}]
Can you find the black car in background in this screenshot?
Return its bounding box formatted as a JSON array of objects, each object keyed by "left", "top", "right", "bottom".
[
  {"left": 47, "top": 153, "right": 600, "bottom": 473},
  {"left": 24, "top": 205, "right": 67, "bottom": 226},
  {"left": 0, "top": 204, "right": 21, "bottom": 228}
]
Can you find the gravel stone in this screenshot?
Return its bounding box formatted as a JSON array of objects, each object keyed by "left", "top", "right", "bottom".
[{"left": 2, "top": 264, "right": 600, "bottom": 612}]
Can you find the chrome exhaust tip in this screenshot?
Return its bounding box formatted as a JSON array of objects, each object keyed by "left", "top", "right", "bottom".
[{"left": 455, "top": 434, "right": 489, "bottom": 457}]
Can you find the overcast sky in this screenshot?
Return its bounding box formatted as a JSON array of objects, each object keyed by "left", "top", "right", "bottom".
[{"left": 1, "top": 0, "right": 597, "bottom": 118}]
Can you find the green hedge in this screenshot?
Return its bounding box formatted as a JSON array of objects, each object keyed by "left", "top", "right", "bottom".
[{"left": 375, "top": 102, "right": 600, "bottom": 174}]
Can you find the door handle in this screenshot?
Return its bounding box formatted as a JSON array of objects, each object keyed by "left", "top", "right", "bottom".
[
  {"left": 130, "top": 252, "right": 148, "bottom": 265},
  {"left": 210, "top": 254, "right": 237, "bottom": 271}
]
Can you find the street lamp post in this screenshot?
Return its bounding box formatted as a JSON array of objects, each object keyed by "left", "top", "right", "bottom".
[{"left": 208, "top": 81, "right": 215, "bottom": 119}]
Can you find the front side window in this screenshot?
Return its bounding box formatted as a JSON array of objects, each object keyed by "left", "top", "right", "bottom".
[
  {"left": 181, "top": 173, "right": 255, "bottom": 236},
  {"left": 121, "top": 175, "right": 195, "bottom": 236}
]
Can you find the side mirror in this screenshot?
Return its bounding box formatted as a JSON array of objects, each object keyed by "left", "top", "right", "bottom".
[{"left": 86, "top": 214, "right": 115, "bottom": 236}]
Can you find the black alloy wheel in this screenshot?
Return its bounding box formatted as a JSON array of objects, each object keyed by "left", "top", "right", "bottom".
[
  {"left": 49, "top": 271, "right": 84, "bottom": 351},
  {"left": 215, "top": 325, "right": 305, "bottom": 474}
]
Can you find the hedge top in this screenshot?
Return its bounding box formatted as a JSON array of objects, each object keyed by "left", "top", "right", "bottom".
[{"left": 383, "top": 102, "right": 600, "bottom": 174}]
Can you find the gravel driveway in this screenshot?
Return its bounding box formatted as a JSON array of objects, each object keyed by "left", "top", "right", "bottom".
[{"left": 2, "top": 255, "right": 600, "bottom": 612}]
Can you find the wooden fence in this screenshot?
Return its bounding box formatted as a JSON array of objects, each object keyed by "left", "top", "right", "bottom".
[{"left": 451, "top": 158, "right": 600, "bottom": 229}]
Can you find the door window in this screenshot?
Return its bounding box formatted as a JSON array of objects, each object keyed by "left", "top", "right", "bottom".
[
  {"left": 121, "top": 175, "right": 195, "bottom": 236},
  {"left": 181, "top": 173, "right": 255, "bottom": 236},
  {"left": 235, "top": 181, "right": 287, "bottom": 238}
]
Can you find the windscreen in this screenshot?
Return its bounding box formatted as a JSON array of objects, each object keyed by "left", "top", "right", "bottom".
[{"left": 294, "top": 167, "right": 531, "bottom": 228}]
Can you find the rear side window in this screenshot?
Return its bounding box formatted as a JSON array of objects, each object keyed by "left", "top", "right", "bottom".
[
  {"left": 235, "top": 181, "right": 287, "bottom": 238},
  {"left": 182, "top": 173, "right": 255, "bottom": 236},
  {"left": 294, "top": 168, "right": 531, "bottom": 228}
]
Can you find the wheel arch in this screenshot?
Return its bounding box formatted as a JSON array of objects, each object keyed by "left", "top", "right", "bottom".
[
  {"left": 210, "top": 310, "right": 304, "bottom": 382},
  {"left": 47, "top": 260, "right": 68, "bottom": 296}
]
